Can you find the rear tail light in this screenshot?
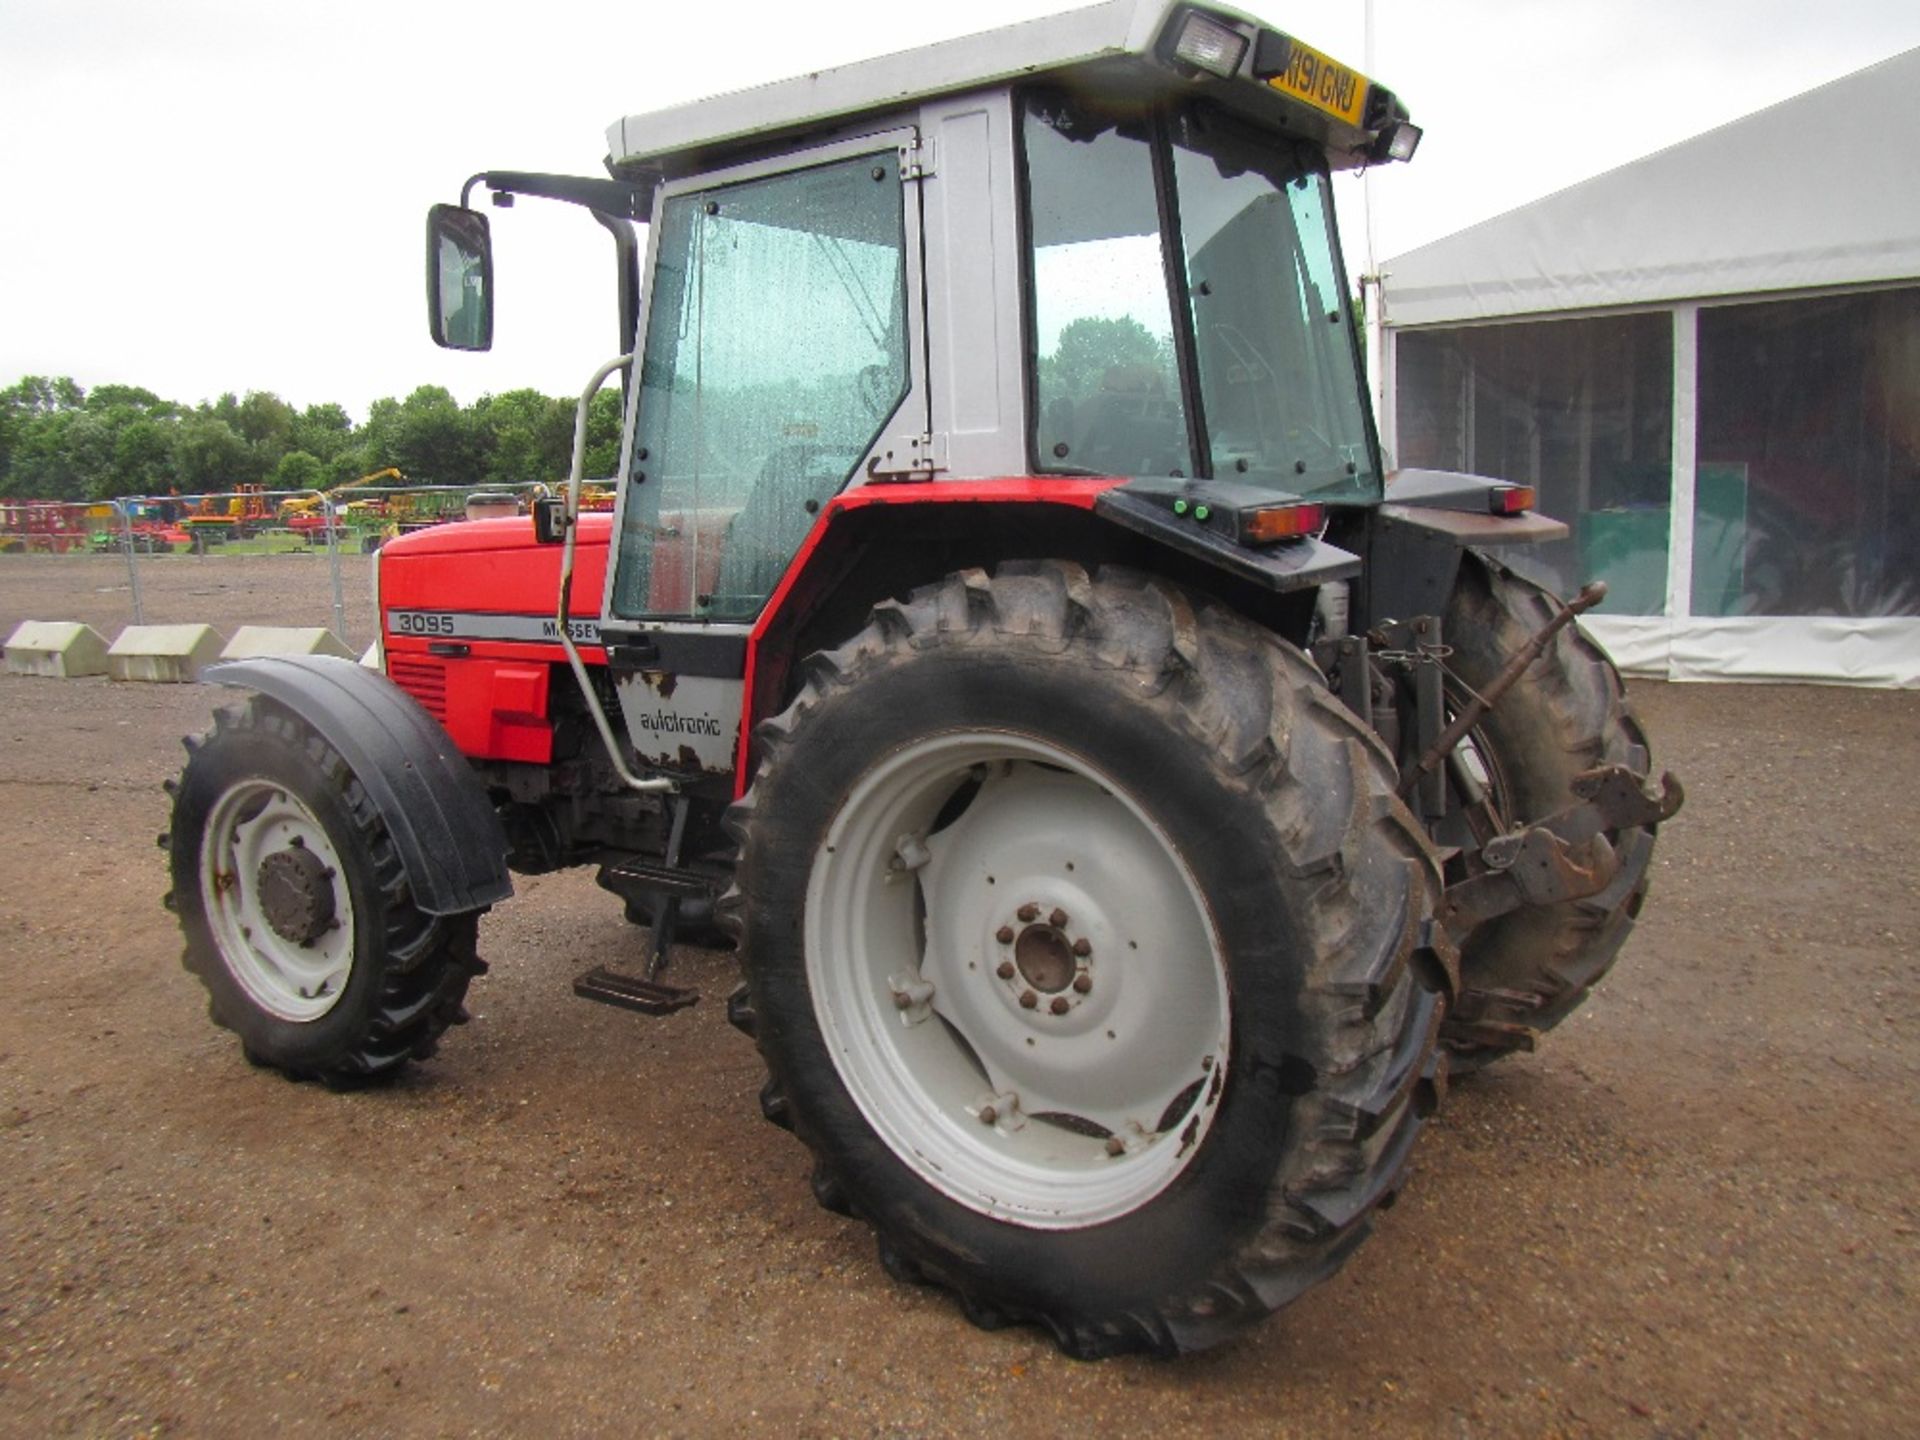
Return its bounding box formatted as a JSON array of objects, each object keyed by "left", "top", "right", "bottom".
[
  {"left": 1489, "top": 485, "right": 1535, "bottom": 515},
  {"left": 1241, "top": 500, "right": 1325, "bottom": 544}
]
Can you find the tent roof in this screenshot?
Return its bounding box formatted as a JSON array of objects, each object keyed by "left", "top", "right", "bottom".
[{"left": 1381, "top": 47, "right": 1920, "bottom": 329}]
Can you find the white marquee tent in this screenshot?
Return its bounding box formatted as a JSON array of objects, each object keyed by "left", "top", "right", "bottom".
[{"left": 1377, "top": 47, "right": 1920, "bottom": 686}]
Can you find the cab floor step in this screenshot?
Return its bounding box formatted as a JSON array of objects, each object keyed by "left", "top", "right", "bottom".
[
  {"left": 596, "top": 859, "right": 717, "bottom": 901},
  {"left": 572, "top": 965, "right": 699, "bottom": 1016}
]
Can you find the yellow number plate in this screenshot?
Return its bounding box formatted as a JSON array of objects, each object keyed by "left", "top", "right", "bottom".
[{"left": 1267, "top": 38, "right": 1370, "bottom": 128}]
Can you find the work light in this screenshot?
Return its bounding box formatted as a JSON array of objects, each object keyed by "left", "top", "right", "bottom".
[{"left": 1173, "top": 12, "right": 1249, "bottom": 78}]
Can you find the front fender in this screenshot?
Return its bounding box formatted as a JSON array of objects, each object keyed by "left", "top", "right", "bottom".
[{"left": 205, "top": 654, "right": 513, "bottom": 915}]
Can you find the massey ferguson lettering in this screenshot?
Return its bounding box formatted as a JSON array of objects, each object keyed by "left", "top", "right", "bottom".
[{"left": 539, "top": 618, "right": 602, "bottom": 644}]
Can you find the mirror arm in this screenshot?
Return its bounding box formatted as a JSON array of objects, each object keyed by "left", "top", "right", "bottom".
[
  {"left": 591, "top": 210, "right": 642, "bottom": 368},
  {"left": 462, "top": 171, "right": 650, "bottom": 220}
]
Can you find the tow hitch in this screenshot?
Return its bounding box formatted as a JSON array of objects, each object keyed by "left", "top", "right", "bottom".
[{"left": 1437, "top": 763, "right": 1685, "bottom": 938}]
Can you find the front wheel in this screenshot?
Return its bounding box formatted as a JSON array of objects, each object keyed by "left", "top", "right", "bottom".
[
  {"left": 725, "top": 563, "right": 1445, "bottom": 1357},
  {"left": 165, "top": 697, "right": 485, "bottom": 1084}
]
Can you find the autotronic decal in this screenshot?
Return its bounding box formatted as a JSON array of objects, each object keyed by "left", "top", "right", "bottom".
[
  {"left": 386, "top": 610, "right": 601, "bottom": 645},
  {"left": 628, "top": 708, "right": 725, "bottom": 738}
]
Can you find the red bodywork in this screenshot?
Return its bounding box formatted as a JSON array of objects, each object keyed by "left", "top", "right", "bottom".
[
  {"left": 380, "top": 515, "right": 610, "bottom": 764},
  {"left": 378, "top": 479, "right": 1121, "bottom": 780}
]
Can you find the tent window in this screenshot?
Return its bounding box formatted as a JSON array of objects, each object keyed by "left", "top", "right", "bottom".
[
  {"left": 1695, "top": 287, "right": 1920, "bottom": 618},
  {"left": 1394, "top": 314, "right": 1673, "bottom": 614}
]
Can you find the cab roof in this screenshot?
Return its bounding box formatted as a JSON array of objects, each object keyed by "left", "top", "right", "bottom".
[{"left": 604, "top": 0, "right": 1408, "bottom": 181}]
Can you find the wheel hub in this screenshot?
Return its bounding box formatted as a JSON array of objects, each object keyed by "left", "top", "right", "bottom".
[
  {"left": 201, "top": 780, "right": 357, "bottom": 1022},
  {"left": 1013, "top": 923, "right": 1075, "bottom": 993},
  {"left": 256, "top": 844, "right": 336, "bottom": 945},
  {"left": 995, "top": 907, "right": 1095, "bottom": 1017}
]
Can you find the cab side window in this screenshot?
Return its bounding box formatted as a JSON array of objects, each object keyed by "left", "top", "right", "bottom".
[{"left": 613, "top": 152, "right": 911, "bottom": 621}]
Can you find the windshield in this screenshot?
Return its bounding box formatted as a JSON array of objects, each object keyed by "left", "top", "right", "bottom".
[{"left": 1022, "top": 96, "right": 1379, "bottom": 502}]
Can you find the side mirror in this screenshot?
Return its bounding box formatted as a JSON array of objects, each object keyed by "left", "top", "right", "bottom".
[
  {"left": 426, "top": 204, "right": 494, "bottom": 351},
  {"left": 531, "top": 495, "right": 567, "bottom": 544}
]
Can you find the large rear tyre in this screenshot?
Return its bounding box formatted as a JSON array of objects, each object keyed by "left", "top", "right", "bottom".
[
  {"left": 165, "top": 697, "right": 485, "bottom": 1085},
  {"left": 1439, "top": 552, "right": 1657, "bottom": 1069},
  {"left": 724, "top": 563, "right": 1445, "bottom": 1357}
]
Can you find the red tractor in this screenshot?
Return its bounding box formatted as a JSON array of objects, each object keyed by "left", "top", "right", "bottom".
[{"left": 164, "top": 0, "right": 1679, "bottom": 1357}]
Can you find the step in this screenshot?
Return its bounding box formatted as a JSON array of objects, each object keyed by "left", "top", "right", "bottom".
[{"left": 572, "top": 965, "right": 700, "bottom": 1016}]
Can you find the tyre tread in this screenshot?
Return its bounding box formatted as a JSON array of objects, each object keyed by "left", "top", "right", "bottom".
[
  {"left": 721, "top": 560, "right": 1446, "bottom": 1356},
  {"left": 167, "top": 696, "right": 483, "bottom": 1086}
]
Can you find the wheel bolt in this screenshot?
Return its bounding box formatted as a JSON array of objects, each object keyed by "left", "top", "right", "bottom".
[
  {"left": 1049, "top": 908, "right": 1068, "bottom": 928},
  {"left": 996, "top": 961, "right": 1015, "bottom": 980},
  {"left": 996, "top": 925, "right": 1015, "bottom": 944},
  {"left": 1049, "top": 997, "right": 1070, "bottom": 1016},
  {"left": 1105, "top": 1136, "right": 1126, "bottom": 1157},
  {"left": 1019, "top": 990, "right": 1039, "bottom": 1010},
  {"left": 979, "top": 1105, "right": 998, "bottom": 1125},
  {"left": 1072, "top": 974, "right": 1092, "bottom": 994},
  {"left": 1071, "top": 937, "right": 1091, "bottom": 957},
  {"left": 1017, "top": 903, "right": 1040, "bottom": 922}
]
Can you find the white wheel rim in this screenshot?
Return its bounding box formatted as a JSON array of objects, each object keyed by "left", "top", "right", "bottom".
[
  {"left": 806, "top": 732, "right": 1231, "bottom": 1229},
  {"left": 199, "top": 779, "right": 356, "bottom": 1022}
]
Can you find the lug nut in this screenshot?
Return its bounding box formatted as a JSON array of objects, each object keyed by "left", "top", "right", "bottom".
[
  {"left": 1105, "top": 1136, "right": 1126, "bottom": 1157},
  {"left": 996, "top": 961, "right": 1015, "bottom": 980},
  {"left": 1017, "top": 903, "right": 1040, "bottom": 923},
  {"left": 1072, "top": 974, "right": 1092, "bottom": 994},
  {"left": 1019, "top": 990, "right": 1039, "bottom": 1010},
  {"left": 1049, "top": 908, "right": 1068, "bottom": 928},
  {"left": 893, "top": 991, "right": 913, "bottom": 1009},
  {"left": 1049, "top": 997, "right": 1070, "bottom": 1016},
  {"left": 979, "top": 1105, "right": 998, "bottom": 1125},
  {"left": 1071, "top": 937, "right": 1091, "bottom": 957},
  {"left": 996, "top": 925, "right": 1015, "bottom": 944}
]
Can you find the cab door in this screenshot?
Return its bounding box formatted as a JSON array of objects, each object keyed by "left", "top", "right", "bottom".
[{"left": 602, "top": 129, "right": 928, "bottom": 774}]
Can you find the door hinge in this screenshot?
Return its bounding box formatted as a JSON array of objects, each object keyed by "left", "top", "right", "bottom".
[
  {"left": 866, "top": 432, "right": 948, "bottom": 480},
  {"left": 900, "top": 136, "right": 934, "bottom": 182}
]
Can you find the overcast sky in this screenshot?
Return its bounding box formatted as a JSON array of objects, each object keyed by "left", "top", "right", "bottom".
[{"left": 3, "top": 0, "right": 1916, "bottom": 419}]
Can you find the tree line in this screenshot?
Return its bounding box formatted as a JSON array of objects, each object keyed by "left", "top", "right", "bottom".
[{"left": 0, "top": 377, "right": 624, "bottom": 503}]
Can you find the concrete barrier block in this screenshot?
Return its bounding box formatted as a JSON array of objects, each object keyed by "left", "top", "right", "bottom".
[
  {"left": 4, "top": 621, "right": 111, "bottom": 678},
  {"left": 107, "top": 624, "right": 224, "bottom": 683},
  {"left": 220, "top": 626, "right": 355, "bottom": 661}
]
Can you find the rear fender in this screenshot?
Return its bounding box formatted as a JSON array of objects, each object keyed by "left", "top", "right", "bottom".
[
  {"left": 1358, "top": 471, "right": 1570, "bottom": 630},
  {"left": 205, "top": 654, "right": 513, "bottom": 915},
  {"left": 738, "top": 477, "right": 1352, "bottom": 792}
]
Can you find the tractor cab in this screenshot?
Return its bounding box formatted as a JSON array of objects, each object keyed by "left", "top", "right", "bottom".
[{"left": 425, "top": 0, "right": 1427, "bottom": 784}]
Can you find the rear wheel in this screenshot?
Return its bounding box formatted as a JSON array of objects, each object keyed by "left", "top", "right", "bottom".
[
  {"left": 165, "top": 697, "right": 485, "bottom": 1084},
  {"left": 1439, "top": 552, "right": 1657, "bottom": 1068},
  {"left": 725, "top": 562, "right": 1445, "bottom": 1357}
]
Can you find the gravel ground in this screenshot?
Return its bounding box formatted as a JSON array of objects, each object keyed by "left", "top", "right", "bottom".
[{"left": 1, "top": 553, "right": 1916, "bottom": 1438}]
